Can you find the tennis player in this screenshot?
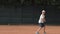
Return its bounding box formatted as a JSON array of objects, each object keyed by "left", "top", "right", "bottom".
[{"left": 36, "top": 10, "right": 46, "bottom": 34}]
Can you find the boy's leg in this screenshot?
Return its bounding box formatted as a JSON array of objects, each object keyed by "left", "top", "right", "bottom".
[
  {"left": 44, "top": 26, "right": 45, "bottom": 32},
  {"left": 37, "top": 27, "right": 42, "bottom": 32},
  {"left": 36, "top": 23, "right": 43, "bottom": 34},
  {"left": 36, "top": 27, "right": 42, "bottom": 34},
  {"left": 44, "top": 26, "right": 46, "bottom": 34},
  {"left": 37, "top": 23, "right": 43, "bottom": 32}
]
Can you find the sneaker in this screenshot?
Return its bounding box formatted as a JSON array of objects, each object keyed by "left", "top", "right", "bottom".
[
  {"left": 36, "top": 31, "right": 39, "bottom": 34},
  {"left": 44, "top": 32, "right": 46, "bottom": 34}
]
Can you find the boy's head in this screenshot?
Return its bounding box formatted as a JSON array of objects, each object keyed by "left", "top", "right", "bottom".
[{"left": 42, "top": 10, "right": 46, "bottom": 14}]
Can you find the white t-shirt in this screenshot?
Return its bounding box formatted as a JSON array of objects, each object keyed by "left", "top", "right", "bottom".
[{"left": 38, "top": 14, "right": 45, "bottom": 23}]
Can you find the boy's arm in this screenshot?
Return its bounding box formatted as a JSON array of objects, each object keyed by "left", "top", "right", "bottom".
[{"left": 42, "top": 18, "right": 46, "bottom": 22}]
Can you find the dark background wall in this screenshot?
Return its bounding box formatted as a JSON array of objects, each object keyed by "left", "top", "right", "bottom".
[
  {"left": 0, "top": 6, "right": 60, "bottom": 25},
  {"left": 0, "top": 0, "right": 60, "bottom": 25}
]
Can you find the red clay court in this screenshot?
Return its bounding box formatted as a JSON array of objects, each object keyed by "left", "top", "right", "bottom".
[{"left": 0, "top": 25, "right": 60, "bottom": 34}]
